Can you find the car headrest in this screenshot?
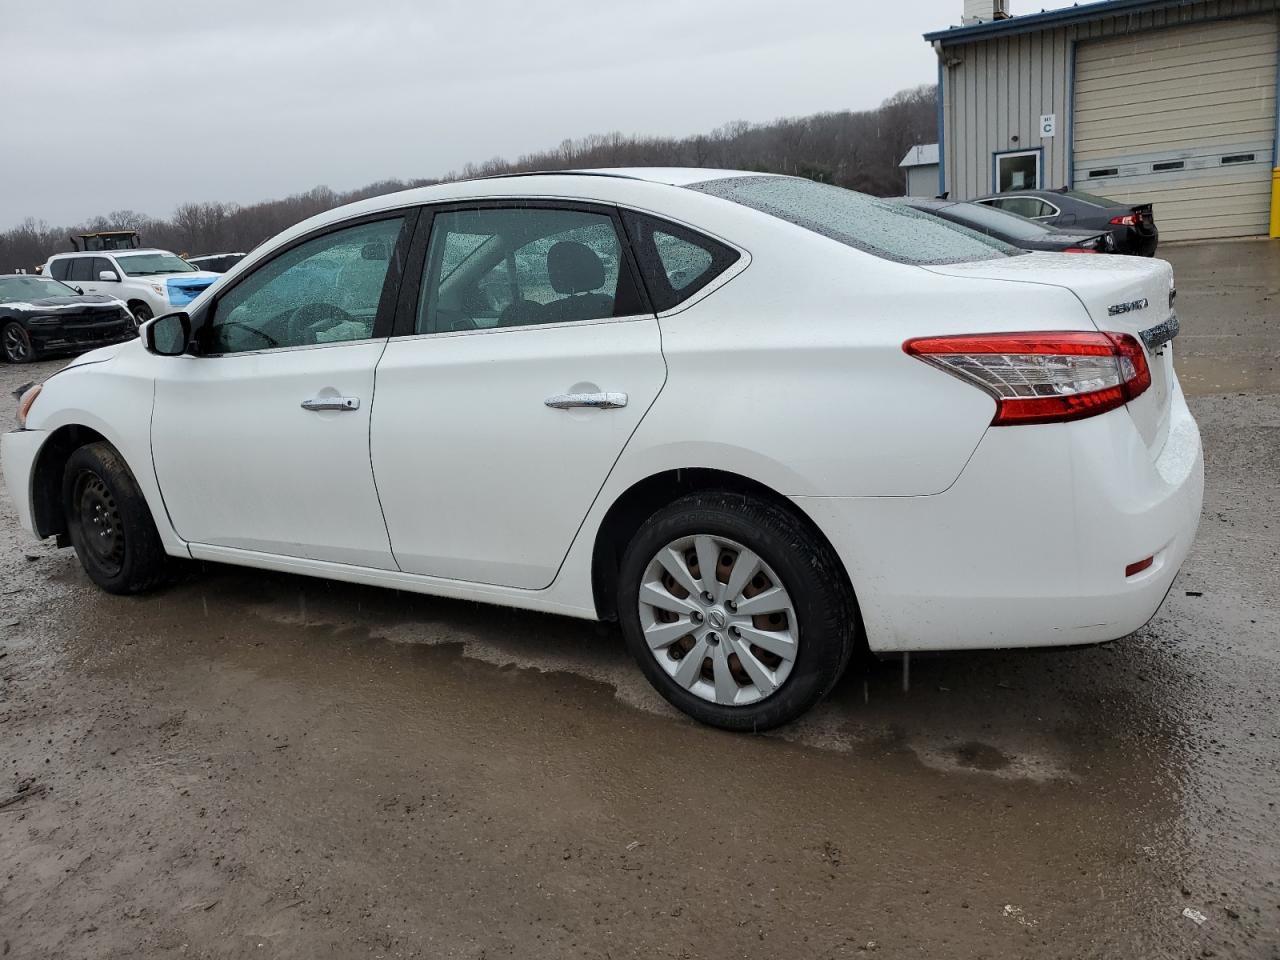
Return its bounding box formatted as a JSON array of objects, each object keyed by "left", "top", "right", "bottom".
[{"left": 547, "top": 241, "right": 605, "bottom": 295}]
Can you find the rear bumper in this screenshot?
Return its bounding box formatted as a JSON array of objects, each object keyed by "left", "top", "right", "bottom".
[
  {"left": 1114, "top": 226, "right": 1159, "bottom": 256},
  {"left": 797, "top": 376, "right": 1203, "bottom": 653},
  {"left": 1, "top": 428, "right": 46, "bottom": 537}
]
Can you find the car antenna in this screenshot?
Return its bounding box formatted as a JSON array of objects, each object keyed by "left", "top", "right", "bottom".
[{"left": 935, "top": 191, "right": 949, "bottom": 200}]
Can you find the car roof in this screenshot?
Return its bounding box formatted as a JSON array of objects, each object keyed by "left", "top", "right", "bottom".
[
  {"left": 48, "top": 248, "right": 175, "bottom": 259},
  {"left": 240, "top": 168, "right": 783, "bottom": 264}
]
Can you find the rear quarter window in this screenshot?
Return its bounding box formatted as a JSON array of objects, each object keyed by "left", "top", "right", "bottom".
[
  {"left": 689, "top": 176, "right": 1021, "bottom": 266},
  {"left": 620, "top": 210, "right": 740, "bottom": 312}
]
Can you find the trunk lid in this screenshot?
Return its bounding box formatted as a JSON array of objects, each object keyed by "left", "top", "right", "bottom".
[{"left": 924, "top": 253, "right": 1177, "bottom": 455}]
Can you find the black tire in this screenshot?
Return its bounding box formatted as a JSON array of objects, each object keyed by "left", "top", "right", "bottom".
[
  {"left": 617, "top": 491, "right": 858, "bottom": 732},
  {"left": 129, "top": 302, "right": 153, "bottom": 324},
  {"left": 62, "top": 442, "right": 168, "bottom": 594},
  {"left": 2, "top": 321, "right": 35, "bottom": 363}
]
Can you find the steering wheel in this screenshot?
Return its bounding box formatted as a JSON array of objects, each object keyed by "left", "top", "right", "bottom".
[{"left": 287, "top": 301, "right": 355, "bottom": 346}]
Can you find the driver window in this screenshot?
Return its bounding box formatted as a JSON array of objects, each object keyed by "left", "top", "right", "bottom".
[{"left": 204, "top": 217, "right": 403, "bottom": 354}]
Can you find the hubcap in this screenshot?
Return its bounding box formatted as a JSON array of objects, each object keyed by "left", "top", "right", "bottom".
[
  {"left": 637, "top": 534, "right": 799, "bottom": 706},
  {"left": 3, "top": 326, "right": 28, "bottom": 361},
  {"left": 75, "top": 473, "right": 125, "bottom": 574}
]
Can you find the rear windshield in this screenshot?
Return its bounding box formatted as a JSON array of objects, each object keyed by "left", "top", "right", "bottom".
[
  {"left": 1061, "top": 189, "right": 1118, "bottom": 208},
  {"left": 688, "top": 176, "right": 1021, "bottom": 265},
  {"left": 928, "top": 201, "right": 1053, "bottom": 240}
]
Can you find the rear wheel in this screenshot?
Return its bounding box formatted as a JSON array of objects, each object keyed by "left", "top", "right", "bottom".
[
  {"left": 2, "top": 321, "right": 34, "bottom": 363},
  {"left": 62, "top": 442, "right": 168, "bottom": 594},
  {"left": 617, "top": 491, "right": 857, "bottom": 731}
]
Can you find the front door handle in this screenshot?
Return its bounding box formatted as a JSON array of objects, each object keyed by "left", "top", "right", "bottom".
[
  {"left": 301, "top": 396, "right": 360, "bottom": 412},
  {"left": 544, "top": 392, "right": 628, "bottom": 410}
]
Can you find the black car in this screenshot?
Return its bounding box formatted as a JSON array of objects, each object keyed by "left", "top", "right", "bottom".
[
  {"left": 896, "top": 198, "right": 1114, "bottom": 254},
  {"left": 186, "top": 252, "right": 247, "bottom": 274},
  {"left": 0, "top": 274, "right": 137, "bottom": 364},
  {"left": 973, "top": 188, "right": 1159, "bottom": 256}
]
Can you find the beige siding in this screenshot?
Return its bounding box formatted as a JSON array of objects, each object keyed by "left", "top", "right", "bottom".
[
  {"left": 939, "top": 0, "right": 1280, "bottom": 235},
  {"left": 1072, "top": 15, "right": 1277, "bottom": 240}
]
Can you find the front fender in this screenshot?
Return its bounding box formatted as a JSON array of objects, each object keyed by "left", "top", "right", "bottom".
[{"left": 22, "top": 356, "right": 187, "bottom": 556}]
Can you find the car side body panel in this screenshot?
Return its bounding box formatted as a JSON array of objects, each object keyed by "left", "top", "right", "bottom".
[{"left": 14, "top": 342, "right": 189, "bottom": 556}]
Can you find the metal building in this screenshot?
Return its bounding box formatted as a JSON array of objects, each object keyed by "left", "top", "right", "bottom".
[
  {"left": 925, "top": 0, "right": 1280, "bottom": 241},
  {"left": 899, "top": 143, "right": 941, "bottom": 195}
]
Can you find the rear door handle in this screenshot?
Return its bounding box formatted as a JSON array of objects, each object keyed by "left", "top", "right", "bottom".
[
  {"left": 301, "top": 397, "right": 360, "bottom": 412},
  {"left": 544, "top": 392, "right": 628, "bottom": 410}
]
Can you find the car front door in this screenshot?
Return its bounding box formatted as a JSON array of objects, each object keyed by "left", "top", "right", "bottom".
[
  {"left": 78, "top": 257, "right": 117, "bottom": 297},
  {"left": 370, "top": 203, "right": 667, "bottom": 589},
  {"left": 150, "top": 213, "right": 413, "bottom": 568}
]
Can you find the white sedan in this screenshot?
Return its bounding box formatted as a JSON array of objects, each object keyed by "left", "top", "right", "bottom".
[{"left": 2, "top": 170, "right": 1203, "bottom": 730}]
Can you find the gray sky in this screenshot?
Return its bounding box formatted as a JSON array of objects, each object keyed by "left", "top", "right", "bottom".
[{"left": 3, "top": 0, "right": 1074, "bottom": 229}]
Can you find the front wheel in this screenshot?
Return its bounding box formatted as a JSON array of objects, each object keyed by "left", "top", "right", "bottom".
[
  {"left": 2, "top": 321, "right": 35, "bottom": 363},
  {"left": 62, "top": 442, "right": 168, "bottom": 594},
  {"left": 617, "top": 492, "right": 858, "bottom": 731},
  {"left": 129, "top": 302, "right": 153, "bottom": 324}
]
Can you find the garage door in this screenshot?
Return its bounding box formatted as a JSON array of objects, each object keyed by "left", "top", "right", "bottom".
[{"left": 1073, "top": 15, "right": 1278, "bottom": 241}]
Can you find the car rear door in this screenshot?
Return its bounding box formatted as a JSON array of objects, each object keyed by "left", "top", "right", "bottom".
[{"left": 369, "top": 202, "right": 666, "bottom": 589}]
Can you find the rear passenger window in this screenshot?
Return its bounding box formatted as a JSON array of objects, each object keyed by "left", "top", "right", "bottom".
[
  {"left": 416, "top": 207, "right": 644, "bottom": 334},
  {"left": 67, "top": 258, "right": 95, "bottom": 283},
  {"left": 621, "top": 211, "right": 739, "bottom": 312}
]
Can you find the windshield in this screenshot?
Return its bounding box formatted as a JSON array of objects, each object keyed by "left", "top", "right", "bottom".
[
  {"left": 0, "top": 275, "right": 79, "bottom": 303},
  {"left": 688, "top": 176, "right": 1020, "bottom": 265},
  {"left": 115, "top": 253, "right": 197, "bottom": 276},
  {"left": 930, "top": 201, "right": 1054, "bottom": 240}
]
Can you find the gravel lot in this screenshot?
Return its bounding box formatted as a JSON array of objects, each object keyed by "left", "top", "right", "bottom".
[{"left": 1, "top": 240, "right": 1278, "bottom": 959}]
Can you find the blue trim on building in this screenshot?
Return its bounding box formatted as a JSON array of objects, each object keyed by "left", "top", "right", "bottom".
[
  {"left": 991, "top": 146, "right": 1045, "bottom": 193},
  {"left": 923, "top": 0, "right": 1188, "bottom": 44},
  {"left": 1066, "top": 39, "right": 1076, "bottom": 190},
  {"left": 937, "top": 60, "right": 947, "bottom": 196}
]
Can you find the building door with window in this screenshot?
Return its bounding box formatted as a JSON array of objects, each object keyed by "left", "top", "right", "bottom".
[{"left": 994, "top": 150, "right": 1041, "bottom": 192}]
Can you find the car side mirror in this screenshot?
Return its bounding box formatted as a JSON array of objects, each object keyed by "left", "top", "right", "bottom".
[
  {"left": 143, "top": 312, "right": 192, "bottom": 356},
  {"left": 98, "top": 270, "right": 120, "bottom": 282}
]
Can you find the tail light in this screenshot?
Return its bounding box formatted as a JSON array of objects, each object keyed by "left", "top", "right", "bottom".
[
  {"left": 1110, "top": 213, "right": 1139, "bottom": 226},
  {"left": 1063, "top": 247, "right": 1098, "bottom": 254},
  {"left": 903, "top": 331, "right": 1151, "bottom": 425}
]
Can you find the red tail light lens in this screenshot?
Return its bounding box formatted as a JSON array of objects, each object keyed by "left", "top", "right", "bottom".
[
  {"left": 1063, "top": 247, "right": 1098, "bottom": 254},
  {"left": 1110, "top": 214, "right": 1139, "bottom": 226},
  {"left": 903, "top": 331, "right": 1151, "bottom": 425}
]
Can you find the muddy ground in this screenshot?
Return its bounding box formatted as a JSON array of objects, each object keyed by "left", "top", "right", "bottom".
[{"left": 1, "top": 240, "right": 1278, "bottom": 959}]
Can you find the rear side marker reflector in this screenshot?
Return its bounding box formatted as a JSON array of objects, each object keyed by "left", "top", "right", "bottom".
[
  {"left": 1125, "top": 556, "right": 1154, "bottom": 577},
  {"left": 903, "top": 331, "right": 1152, "bottom": 426}
]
